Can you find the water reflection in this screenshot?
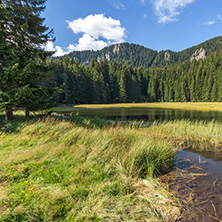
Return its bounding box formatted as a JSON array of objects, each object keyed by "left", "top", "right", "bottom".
[
  {"left": 175, "top": 149, "right": 222, "bottom": 180},
  {"left": 71, "top": 107, "right": 222, "bottom": 122}
]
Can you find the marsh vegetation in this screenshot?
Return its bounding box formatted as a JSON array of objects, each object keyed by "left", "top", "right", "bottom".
[
  {"left": 0, "top": 109, "right": 221, "bottom": 221},
  {"left": 53, "top": 103, "right": 222, "bottom": 122}
]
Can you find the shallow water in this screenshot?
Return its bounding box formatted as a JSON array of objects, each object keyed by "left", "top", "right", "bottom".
[
  {"left": 175, "top": 149, "right": 222, "bottom": 180},
  {"left": 167, "top": 149, "right": 222, "bottom": 221}
]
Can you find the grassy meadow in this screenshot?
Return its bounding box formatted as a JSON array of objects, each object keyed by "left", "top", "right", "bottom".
[
  {"left": 52, "top": 102, "right": 222, "bottom": 112},
  {"left": 0, "top": 108, "right": 222, "bottom": 221}
]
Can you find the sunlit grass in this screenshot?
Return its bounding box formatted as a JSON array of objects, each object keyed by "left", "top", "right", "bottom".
[
  {"left": 58, "top": 102, "right": 222, "bottom": 112},
  {"left": 142, "top": 120, "right": 222, "bottom": 154},
  {"left": 0, "top": 113, "right": 221, "bottom": 221},
  {"left": 0, "top": 115, "right": 180, "bottom": 221}
]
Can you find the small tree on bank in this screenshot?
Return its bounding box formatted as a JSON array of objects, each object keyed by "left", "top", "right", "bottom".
[{"left": 0, "top": 0, "right": 56, "bottom": 120}]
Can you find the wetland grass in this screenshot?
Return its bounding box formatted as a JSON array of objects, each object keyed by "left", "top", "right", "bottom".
[
  {"left": 0, "top": 114, "right": 221, "bottom": 221},
  {"left": 148, "top": 120, "right": 222, "bottom": 154},
  {"left": 0, "top": 115, "right": 179, "bottom": 222}
]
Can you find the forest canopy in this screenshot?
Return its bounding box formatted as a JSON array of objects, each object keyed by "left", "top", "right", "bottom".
[{"left": 49, "top": 49, "right": 222, "bottom": 104}]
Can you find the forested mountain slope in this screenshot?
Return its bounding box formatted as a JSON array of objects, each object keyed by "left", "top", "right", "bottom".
[
  {"left": 49, "top": 48, "right": 222, "bottom": 104},
  {"left": 63, "top": 36, "right": 222, "bottom": 68}
]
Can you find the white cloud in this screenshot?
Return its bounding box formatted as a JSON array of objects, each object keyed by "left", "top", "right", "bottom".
[
  {"left": 67, "top": 14, "right": 126, "bottom": 42},
  {"left": 54, "top": 46, "right": 67, "bottom": 57},
  {"left": 144, "top": 13, "right": 148, "bottom": 19},
  {"left": 44, "top": 41, "right": 67, "bottom": 57},
  {"left": 44, "top": 14, "right": 126, "bottom": 56},
  {"left": 203, "top": 21, "right": 215, "bottom": 25},
  {"left": 67, "top": 34, "right": 108, "bottom": 51},
  {"left": 218, "top": 14, "right": 222, "bottom": 21},
  {"left": 44, "top": 41, "right": 54, "bottom": 52},
  {"left": 152, "top": 0, "right": 195, "bottom": 23}
]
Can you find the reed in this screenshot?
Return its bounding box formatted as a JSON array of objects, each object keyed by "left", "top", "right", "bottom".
[{"left": 148, "top": 120, "right": 222, "bottom": 153}]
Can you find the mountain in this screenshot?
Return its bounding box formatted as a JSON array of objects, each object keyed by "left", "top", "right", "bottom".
[{"left": 64, "top": 36, "right": 222, "bottom": 68}]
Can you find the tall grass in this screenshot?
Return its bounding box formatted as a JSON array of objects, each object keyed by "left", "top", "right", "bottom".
[
  {"left": 147, "top": 120, "right": 222, "bottom": 153},
  {"left": 0, "top": 116, "right": 179, "bottom": 222}
]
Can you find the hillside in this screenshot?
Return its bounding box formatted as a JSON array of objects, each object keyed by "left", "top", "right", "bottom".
[
  {"left": 50, "top": 48, "right": 222, "bottom": 104},
  {"left": 64, "top": 36, "right": 222, "bottom": 68}
]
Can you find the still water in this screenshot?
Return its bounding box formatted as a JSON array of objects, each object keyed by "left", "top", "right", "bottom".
[
  {"left": 71, "top": 107, "right": 222, "bottom": 122},
  {"left": 175, "top": 149, "right": 222, "bottom": 181},
  {"left": 168, "top": 149, "right": 222, "bottom": 221}
]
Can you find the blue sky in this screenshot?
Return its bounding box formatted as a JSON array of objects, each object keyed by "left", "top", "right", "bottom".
[{"left": 42, "top": 0, "right": 222, "bottom": 56}]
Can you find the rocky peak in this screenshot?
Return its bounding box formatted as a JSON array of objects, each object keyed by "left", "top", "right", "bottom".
[
  {"left": 164, "top": 51, "right": 170, "bottom": 61},
  {"left": 113, "top": 44, "right": 122, "bottom": 54},
  {"left": 105, "top": 52, "right": 111, "bottom": 61},
  {"left": 191, "top": 48, "right": 206, "bottom": 61}
]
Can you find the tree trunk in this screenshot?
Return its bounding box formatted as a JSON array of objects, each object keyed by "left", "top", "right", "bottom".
[
  {"left": 5, "top": 107, "right": 13, "bottom": 121},
  {"left": 25, "top": 108, "right": 30, "bottom": 118}
]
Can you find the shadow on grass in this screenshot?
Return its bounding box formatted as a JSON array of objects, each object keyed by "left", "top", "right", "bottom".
[
  {"left": 60, "top": 114, "right": 152, "bottom": 129},
  {"left": 0, "top": 112, "right": 150, "bottom": 134},
  {"left": 0, "top": 114, "right": 29, "bottom": 133},
  {"left": 60, "top": 114, "right": 115, "bottom": 129},
  {"left": 0, "top": 113, "right": 113, "bottom": 134}
]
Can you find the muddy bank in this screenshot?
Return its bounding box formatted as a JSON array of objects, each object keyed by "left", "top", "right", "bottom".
[{"left": 161, "top": 149, "right": 222, "bottom": 222}]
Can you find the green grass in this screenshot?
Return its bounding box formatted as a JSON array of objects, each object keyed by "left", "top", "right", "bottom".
[
  {"left": 0, "top": 115, "right": 179, "bottom": 222},
  {"left": 0, "top": 114, "right": 221, "bottom": 221}
]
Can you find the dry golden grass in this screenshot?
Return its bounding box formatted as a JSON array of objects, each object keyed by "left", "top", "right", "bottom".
[{"left": 75, "top": 102, "right": 222, "bottom": 111}]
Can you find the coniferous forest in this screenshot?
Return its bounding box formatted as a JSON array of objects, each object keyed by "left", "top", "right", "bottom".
[
  {"left": 1, "top": 0, "right": 222, "bottom": 120},
  {"left": 1, "top": 1, "right": 222, "bottom": 221},
  {"left": 47, "top": 48, "right": 222, "bottom": 105}
]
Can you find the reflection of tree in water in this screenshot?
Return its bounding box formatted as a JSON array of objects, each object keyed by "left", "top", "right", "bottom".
[
  {"left": 120, "top": 108, "right": 127, "bottom": 121},
  {"left": 185, "top": 149, "right": 222, "bottom": 162},
  {"left": 78, "top": 108, "right": 222, "bottom": 122}
]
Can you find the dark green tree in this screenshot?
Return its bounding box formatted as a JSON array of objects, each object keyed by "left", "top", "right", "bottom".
[{"left": 0, "top": 0, "right": 56, "bottom": 120}]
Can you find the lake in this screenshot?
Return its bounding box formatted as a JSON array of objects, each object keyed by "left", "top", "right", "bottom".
[{"left": 65, "top": 107, "right": 222, "bottom": 122}]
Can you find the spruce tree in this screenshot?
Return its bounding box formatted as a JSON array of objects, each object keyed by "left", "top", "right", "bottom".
[{"left": 0, "top": 0, "right": 55, "bottom": 120}]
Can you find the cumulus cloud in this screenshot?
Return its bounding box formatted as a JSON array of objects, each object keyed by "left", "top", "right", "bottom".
[
  {"left": 44, "top": 41, "right": 54, "bottom": 52},
  {"left": 203, "top": 21, "right": 215, "bottom": 25},
  {"left": 67, "top": 14, "right": 126, "bottom": 42},
  {"left": 152, "top": 0, "right": 195, "bottom": 23},
  {"left": 44, "top": 14, "right": 126, "bottom": 56},
  {"left": 44, "top": 41, "right": 67, "bottom": 57},
  {"left": 67, "top": 34, "right": 108, "bottom": 51}
]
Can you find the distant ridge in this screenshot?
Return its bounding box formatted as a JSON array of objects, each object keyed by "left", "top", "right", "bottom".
[{"left": 63, "top": 36, "right": 222, "bottom": 68}]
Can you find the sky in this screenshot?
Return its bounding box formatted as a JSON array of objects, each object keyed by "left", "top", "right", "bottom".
[{"left": 42, "top": 0, "right": 222, "bottom": 56}]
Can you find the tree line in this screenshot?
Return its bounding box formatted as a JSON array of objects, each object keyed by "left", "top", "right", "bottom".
[
  {"left": 49, "top": 49, "right": 222, "bottom": 104},
  {"left": 1, "top": 0, "right": 222, "bottom": 122}
]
